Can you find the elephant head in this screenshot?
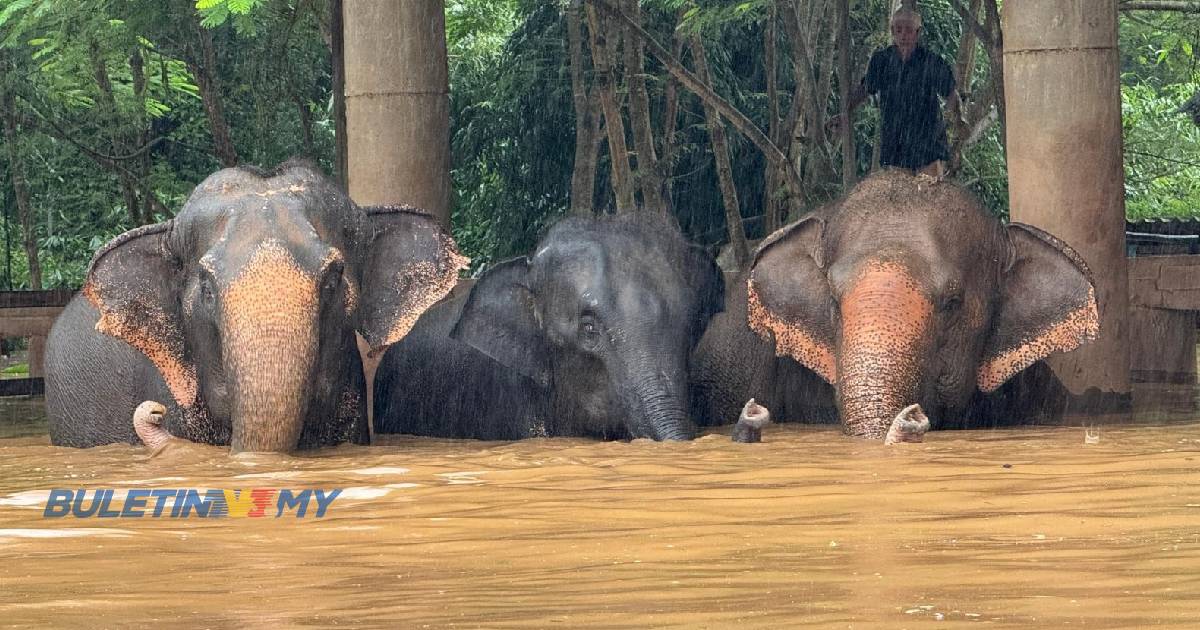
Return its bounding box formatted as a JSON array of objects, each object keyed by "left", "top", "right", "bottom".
[
  {"left": 450, "top": 215, "right": 723, "bottom": 441},
  {"left": 83, "top": 160, "right": 466, "bottom": 452},
  {"left": 747, "top": 170, "right": 1098, "bottom": 439}
]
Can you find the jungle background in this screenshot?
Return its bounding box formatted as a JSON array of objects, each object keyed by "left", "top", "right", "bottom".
[{"left": 0, "top": 0, "right": 1195, "bottom": 288}]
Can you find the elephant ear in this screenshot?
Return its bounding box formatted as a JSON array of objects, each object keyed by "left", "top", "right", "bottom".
[
  {"left": 977, "top": 224, "right": 1099, "bottom": 392},
  {"left": 358, "top": 206, "right": 469, "bottom": 357},
  {"left": 684, "top": 245, "right": 726, "bottom": 348},
  {"left": 746, "top": 216, "right": 838, "bottom": 383},
  {"left": 84, "top": 222, "right": 199, "bottom": 408},
  {"left": 450, "top": 257, "right": 550, "bottom": 387}
]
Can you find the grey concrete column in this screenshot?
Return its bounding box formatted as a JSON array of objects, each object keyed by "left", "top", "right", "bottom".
[
  {"left": 343, "top": 0, "right": 451, "bottom": 227},
  {"left": 1003, "top": 1, "right": 1130, "bottom": 410}
]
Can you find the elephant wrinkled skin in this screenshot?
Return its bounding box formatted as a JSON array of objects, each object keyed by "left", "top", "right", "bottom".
[
  {"left": 692, "top": 170, "right": 1099, "bottom": 440},
  {"left": 46, "top": 159, "right": 466, "bottom": 453},
  {"left": 374, "top": 214, "right": 724, "bottom": 441}
]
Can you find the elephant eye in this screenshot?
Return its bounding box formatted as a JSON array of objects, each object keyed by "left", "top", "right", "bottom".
[
  {"left": 321, "top": 261, "right": 344, "bottom": 294},
  {"left": 199, "top": 276, "right": 216, "bottom": 306},
  {"left": 578, "top": 312, "right": 602, "bottom": 346},
  {"left": 940, "top": 293, "right": 963, "bottom": 313}
]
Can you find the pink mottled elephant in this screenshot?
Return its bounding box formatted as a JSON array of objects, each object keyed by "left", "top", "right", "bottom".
[{"left": 692, "top": 169, "right": 1099, "bottom": 440}]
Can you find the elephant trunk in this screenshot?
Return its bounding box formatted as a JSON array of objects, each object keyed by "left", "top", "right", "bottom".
[
  {"left": 625, "top": 353, "right": 696, "bottom": 441},
  {"left": 221, "top": 244, "right": 322, "bottom": 453},
  {"left": 837, "top": 262, "right": 932, "bottom": 439}
]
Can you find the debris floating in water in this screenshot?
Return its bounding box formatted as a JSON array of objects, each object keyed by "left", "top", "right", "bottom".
[{"left": 1084, "top": 427, "right": 1101, "bottom": 445}]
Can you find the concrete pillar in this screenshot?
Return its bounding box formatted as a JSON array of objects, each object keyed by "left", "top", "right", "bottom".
[
  {"left": 343, "top": 0, "right": 451, "bottom": 227},
  {"left": 1003, "top": 1, "right": 1131, "bottom": 412}
]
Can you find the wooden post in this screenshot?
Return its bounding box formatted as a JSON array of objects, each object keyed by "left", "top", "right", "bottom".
[
  {"left": 1003, "top": 0, "right": 1131, "bottom": 413},
  {"left": 343, "top": 0, "right": 451, "bottom": 227}
]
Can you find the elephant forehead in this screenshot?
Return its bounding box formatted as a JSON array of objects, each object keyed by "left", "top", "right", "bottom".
[
  {"left": 614, "top": 282, "right": 667, "bottom": 322},
  {"left": 532, "top": 243, "right": 608, "bottom": 291},
  {"left": 221, "top": 241, "right": 320, "bottom": 318},
  {"left": 205, "top": 214, "right": 339, "bottom": 279},
  {"left": 182, "top": 191, "right": 354, "bottom": 257},
  {"left": 840, "top": 261, "right": 934, "bottom": 321}
]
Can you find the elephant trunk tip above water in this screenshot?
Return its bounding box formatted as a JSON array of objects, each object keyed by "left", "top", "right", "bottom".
[
  {"left": 46, "top": 158, "right": 468, "bottom": 453},
  {"left": 726, "top": 169, "right": 1100, "bottom": 441}
]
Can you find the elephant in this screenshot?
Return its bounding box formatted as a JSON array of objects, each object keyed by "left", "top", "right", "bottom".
[
  {"left": 45, "top": 159, "right": 467, "bottom": 452},
  {"left": 691, "top": 169, "right": 1099, "bottom": 440},
  {"left": 373, "top": 213, "right": 725, "bottom": 441}
]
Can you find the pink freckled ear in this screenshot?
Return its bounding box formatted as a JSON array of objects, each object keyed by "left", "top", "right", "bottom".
[{"left": 979, "top": 223, "right": 1100, "bottom": 392}]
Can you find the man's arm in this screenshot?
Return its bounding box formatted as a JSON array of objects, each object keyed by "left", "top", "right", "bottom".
[
  {"left": 828, "top": 83, "right": 867, "bottom": 135},
  {"left": 829, "top": 51, "right": 882, "bottom": 133},
  {"left": 846, "top": 82, "right": 869, "bottom": 116}
]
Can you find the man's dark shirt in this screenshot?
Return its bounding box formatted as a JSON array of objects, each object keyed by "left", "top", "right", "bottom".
[{"left": 865, "top": 44, "right": 955, "bottom": 170}]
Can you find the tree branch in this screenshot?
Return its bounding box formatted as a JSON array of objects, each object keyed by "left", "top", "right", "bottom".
[
  {"left": 1119, "top": 1, "right": 1200, "bottom": 12},
  {"left": 949, "top": 0, "right": 995, "bottom": 50},
  {"left": 18, "top": 97, "right": 168, "bottom": 181},
  {"left": 586, "top": 0, "right": 803, "bottom": 201}
]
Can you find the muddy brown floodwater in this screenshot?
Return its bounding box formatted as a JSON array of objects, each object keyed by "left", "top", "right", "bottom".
[{"left": 1, "top": 394, "right": 1199, "bottom": 628}]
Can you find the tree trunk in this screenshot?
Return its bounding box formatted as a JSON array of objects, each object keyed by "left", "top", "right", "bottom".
[
  {"left": 90, "top": 40, "right": 145, "bottom": 227},
  {"left": 947, "top": 0, "right": 981, "bottom": 173},
  {"left": 129, "top": 46, "right": 155, "bottom": 224},
  {"left": 984, "top": 0, "right": 1006, "bottom": 155},
  {"left": 0, "top": 90, "right": 42, "bottom": 289},
  {"left": 567, "top": 1, "right": 598, "bottom": 215},
  {"left": 779, "top": 1, "right": 830, "bottom": 153},
  {"left": 294, "top": 93, "right": 315, "bottom": 157},
  {"left": 837, "top": 0, "right": 856, "bottom": 191},
  {"left": 691, "top": 34, "right": 750, "bottom": 268},
  {"left": 779, "top": 0, "right": 835, "bottom": 204},
  {"left": 190, "top": 17, "right": 239, "bottom": 167},
  {"left": 590, "top": 0, "right": 802, "bottom": 205},
  {"left": 331, "top": 0, "right": 348, "bottom": 189},
  {"left": 657, "top": 15, "right": 687, "bottom": 214},
  {"left": 585, "top": 3, "right": 636, "bottom": 213},
  {"left": 621, "top": 0, "right": 665, "bottom": 213},
  {"left": 764, "top": 3, "right": 781, "bottom": 234}
]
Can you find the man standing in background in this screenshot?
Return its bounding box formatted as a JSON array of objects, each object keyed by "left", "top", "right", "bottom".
[{"left": 830, "top": 7, "right": 960, "bottom": 177}]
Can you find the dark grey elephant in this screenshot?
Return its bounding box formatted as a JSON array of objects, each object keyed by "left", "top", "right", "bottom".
[
  {"left": 46, "top": 160, "right": 466, "bottom": 452},
  {"left": 374, "top": 214, "right": 724, "bottom": 441},
  {"left": 692, "top": 169, "right": 1099, "bottom": 439}
]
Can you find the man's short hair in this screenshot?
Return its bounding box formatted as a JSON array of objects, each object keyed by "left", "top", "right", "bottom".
[{"left": 891, "top": 7, "right": 923, "bottom": 28}]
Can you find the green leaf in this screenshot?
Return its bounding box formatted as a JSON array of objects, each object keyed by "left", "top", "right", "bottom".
[
  {"left": 227, "top": 0, "right": 258, "bottom": 14},
  {"left": 198, "top": 3, "right": 229, "bottom": 27},
  {"left": 231, "top": 12, "right": 256, "bottom": 36},
  {"left": 0, "top": 0, "right": 33, "bottom": 27}
]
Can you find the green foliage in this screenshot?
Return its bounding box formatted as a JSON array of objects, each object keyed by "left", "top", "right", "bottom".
[
  {"left": 1, "top": 0, "right": 1198, "bottom": 291},
  {"left": 1119, "top": 10, "right": 1200, "bottom": 221},
  {"left": 0, "top": 0, "right": 334, "bottom": 288},
  {"left": 2, "top": 363, "right": 29, "bottom": 375},
  {"left": 448, "top": 1, "right": 574, "bottom": 269},
  {"left": 195, "top": 0, "right": 263, "bottom": 34},
  {"left": 1123, "top": 82, "right": 1200, "bottom": 221}
]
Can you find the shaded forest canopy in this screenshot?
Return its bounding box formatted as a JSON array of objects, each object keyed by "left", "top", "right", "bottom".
[{"left": 0, "top": 0, "right": 1197, "bottom": 289}]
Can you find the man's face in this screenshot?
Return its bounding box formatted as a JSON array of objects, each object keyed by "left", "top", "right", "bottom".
[{"left": 891, "top": 18, "right": 920, "bottom": 55}]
